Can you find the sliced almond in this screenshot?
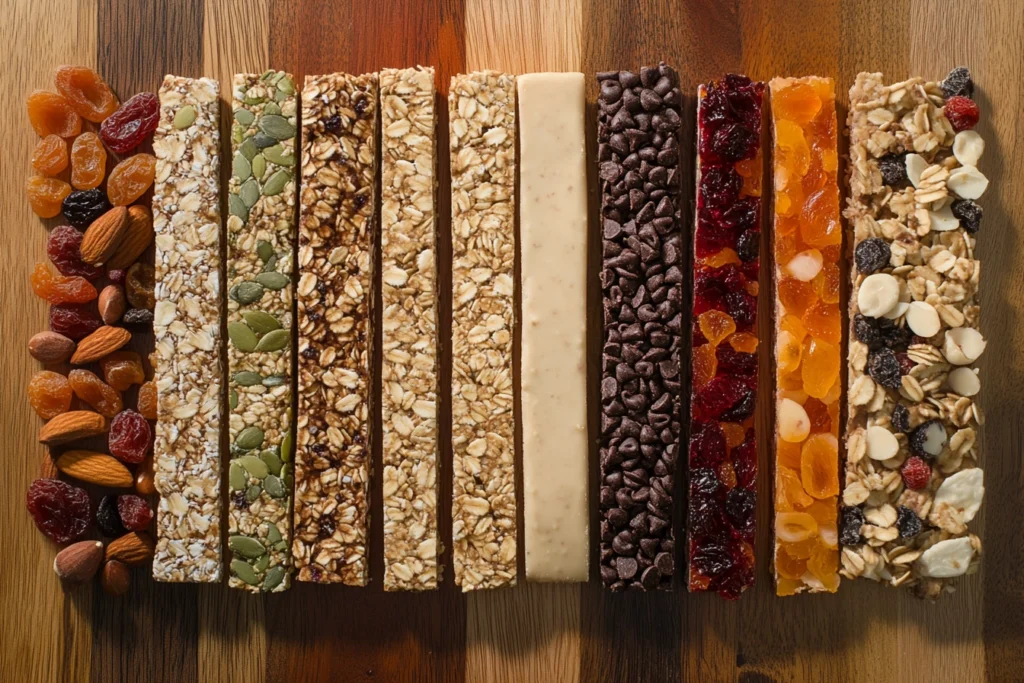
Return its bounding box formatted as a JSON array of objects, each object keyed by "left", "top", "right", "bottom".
[
  {"left": 928, "top": 202, "right": 960, "bottom": 232},
  {"left": 947, "top": 165, "right": 989, "bottom": 200},
  {"left": 947, "top": 367, "right": 981, "bottom": 396},
  {"left": 858, "top": 273, "right": 900, "bottom": 317},
  {"left": 942, "top": 327, "right": 986, "bottom": 365},
  {"left": 865, "top": 426, "right": 899, "bottom": 460},
  {"left": 906, "top": 301, "right": 941, "bottom": 337},
  {"left": 952, "top": 130, "right": 984, "bottom": 167},
  {"left": 905, "top": 153, "right": 928, "bottom": 187}
]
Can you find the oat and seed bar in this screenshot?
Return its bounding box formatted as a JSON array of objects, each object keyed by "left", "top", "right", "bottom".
[
  {"left": 449, "top": 71, "right": 517, "bottom": 591},
  {"left": 843, "top": 68, "right": 986, "bottom": 598},
  {"left": 293, "top": 72, "right": 378, "bottom": 585},
  {"left": 379, "top": 66, "right": 440, "bottom": 591},
  {"left": 225, "top": 71, "right": 298, "bottom": 593},
  {"left": 151, "top": 75, "right": 223, "bottom": 583}
]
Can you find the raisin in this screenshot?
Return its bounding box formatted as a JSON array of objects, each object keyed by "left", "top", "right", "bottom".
[
  {"left": 70, "top": 132, "right": 108, "bottom": 191},
  {"left": 47, "top": 225, "right": 103, "bottom": 279},
  {"left": 879, "top": 320, "right": 910, "bottom": 351},
  {"left": 941, "top": 67, "right": 974, "bottom": 100},
  {"left": 689, "top": 420, "right": 727, "bottom": 468},
  {"left": 108, "top": 269, "right": 126, "bottom": 284},
  {"left": 732, "top": 428, "right": 757, "bottom": 489},
  {"left": 107, "top": 154, "right": 156, "bottom": 206},
  {"left": 735, "top": 229, "right": 759, "bottom": 262},
  {"left": 690, "top": 468, "right": 720, "bottom": 495},
  {"left": 126, "top": 263, "right": 156, "bottom": 310},
  {"left": 867, "top": 348, "right": 902, "bottom": 390},
  {"left": 123, "top": 308, "right": 154, "bottom": 325},
  {"left": 137, "top": 380, "right": 158, "bottom": 420},
  {"left": 30, "top": 262, "right": 97, "bottom": 305},
  {"left": 891, "top": 403, "right": 911, "bottom": 433},
  {"left": 100, "top": 351, "right": 145, "bottom": 392},
  {"left": 28, "top": 370, "right": 73, "bottom": 419},
  {"left": 700, "top": 164, "right": 742, "bottom": 208},
  {"left": 31, "top": 135, "right": 69, "bottom": 175},
  {"left": 896, "top": 505, "right": 922, "bottom": 538},
  {"left": 68, "top": 369, "right": 123, "bottom": 418},
  {"left": 50, "top": 303, "right": 102, "bottom": 340},
  {"left": 951, "top": 199, "right": 982, "bottom": 234},
  {"left": 853, "top": 314, "right": 881, "bottom": 349},
  {"left": 96, "top": 494, "right": 126, "bottom": 537},
  {"left": 725, "top": 488, "right": 755, "bottom": 532},
  {"left": 323, "top": 114, "right": 342, "bottom": 133},
  {"left": 877, "top": 153, "right": 907, "bottom": 186},
  {"left": 117, "top": 494, "right": 153, "bottom": 531},
  {"left": 854, "top": 237, "right": 891, "bottom": 274},
  {"left": 55, "top": 65, "right": 119, "bottom": 122},
  {"left": 108, "top": 409, "right": 151, "bottom": 463},
  {"left": 724, "top": 290, "right": 756, "bottom": 327},
  {"left": 27, "top": 479, "right": 91, "bottom": 544},
  {"left": 100, "top": 92, "right": 159, "bottom": 154},
  {"left": 839, "top": 506, "right": 865, "bottom": 546},
  {"left": 62, "top": 188, "right": 112, "bottom": 229},
  {"left": 26, "top": 176, "right": 72, "bottom": 218},
  {"left": 26, "top": 90, "right": 82, "bottom": 138}
]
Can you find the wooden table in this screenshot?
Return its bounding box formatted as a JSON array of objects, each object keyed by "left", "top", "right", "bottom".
[{"left": 2, "top": 1, "right": 1022, "bottom": 681}]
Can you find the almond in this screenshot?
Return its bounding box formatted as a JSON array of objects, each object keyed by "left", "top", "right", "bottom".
[
  {"left": 105, "top": 531, "right": 155, "bottom": 567},
  {"left": 39, "top": 410, "right": 108, "bottom": 445},
  {"left": 70, "top": 325, "right": 131, "bottom": 364},
  {"left": 100, "top": 560, "right": 131, "bottom": 596},
  {"left": 105, "top": 205, "right": 154, "bottom": 270},
  {"left": 28, "top": 331, "right": 76, "bottom": 364},
  {"left": 54, "top": 540, "right": 104, "bottom": 586},
  {"left": 98, "top": 285, "right": 127, "bottom": 324},
  {"left": 80, "top": 206, "right": 128, "bottom": 265},
  {"left": 56, "top": 450, "right": 133, "bottom": 487}
]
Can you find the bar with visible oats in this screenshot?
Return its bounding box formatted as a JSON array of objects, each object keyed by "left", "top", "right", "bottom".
[
  {"left": 151, "top": 75, "right": 223, "bottom": 583},
  {"left": 293, "top": 72, "right": 378, "bottom": 585},
  {"left": 449, "top": 71, "right": 517, "bottom": 591}
]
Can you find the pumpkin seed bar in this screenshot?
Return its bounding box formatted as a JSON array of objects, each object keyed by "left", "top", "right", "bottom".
[
  {"left": 293, "top": 72, "right": 378, "bottom": 585},
  {"left": 151, "top": 75, "right": 223, "bottom": 583},
  {"left": 225, "top": 71, "right": 298, "bottom": 593},
  {"left": 380, "top": 66, "right": 440, "bottom": 591},
  {"left": 449, "top": 71, "right": 517, "bottom": 591}
]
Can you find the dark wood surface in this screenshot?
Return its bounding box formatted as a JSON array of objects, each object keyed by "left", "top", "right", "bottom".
[{"left": 2, "top": 1, "right": 1022, "bottom": 681}]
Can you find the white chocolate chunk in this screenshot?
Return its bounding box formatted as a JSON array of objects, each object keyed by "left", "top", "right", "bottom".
[
  {"left": 786, "top": 249, "right": 823, "bottom": 282},
  {"left": 778, "top": 398, "right": 810, "bottom": 443},
  {"left": 943, "top": 327, "right": 987, "bottom": 365},
  {"left": 953, "top": 130, "right": 985, "bottom": 167},
  {"left": 881, "top": 301, "right": 909, "bottom": 320},
  {"left": 947, "top": 367, "right": 981, "bottom": 396},
  {"left": 947, "top": 165, "right": 989, "bottom": 200},
  {"left": 906, "top": 153, "right": 927, "bottom": 187},
  {"left": 933, "top": 468, "right": 985, "bottom": 523},
  {"left": 928, "top": 202, "right": 961, "bottom": 232},
  {"left": 906, "top": 301, "right": 941, "bottom": 337},
  {"left": 916, "top": 537, "right": 976, "bottom": 578},
  {"left": 858, "top": 273, "right": 900, "bottom": 317},
  {"left": 865, "top": 426, "right": 899, "bottom": 460}
]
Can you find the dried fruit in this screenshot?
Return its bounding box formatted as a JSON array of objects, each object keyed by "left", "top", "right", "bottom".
[
  {"left": 26, "top": 479, "right": 91, "bottom": 544},
  {"left": 951, "top": 199, "right": 982, "bottom": 233},
  {"left": 867, "top": 348, "right": 902, "bottom": 391},
  {"left": 56, "top": 450, "right": 133, "bottom": 488},
  {"left": 839, "top": 506, "right": 865, "bottom": 546},
  {"left": 135, "top": 456, "right": 156, "bottom": 495},
  {"left": 891, "top": 403, "right": 911, "bottom": 433},
  {"left": 30, "top": 263, "right": 97, "bottom": 305},
  {"left": 117, "top": 494, "right": 153, "bottom": 531},
  {"left": 68, "top": 369, "right": 123, "bottom": 417},
  {"left": 854, "top": 237, "right": 891, "bottom": 274},
  {"left": 96, "top": 494, "right": 126, "bottom": 537},
  {"left": 909, "top": 419, "right": 947, "bottom": 460},
  {"left": 694, "top": 376, "right": 749, "bottom": 421},
  {"left": 896, "top": 505, "right": 922, "bottom": 538},
  {"left": 800, "top": 433, "right": 839, "bottom": 499},
  {"left": 62, "top": 188, "right": 112, "bottom": 229},
  {"left": 100, "top": 351, "right": 145, "bottom": 392},
  {"left": 49, "top": 303, "right": 102, "bottom": 340},
  {"left": 47, "top": 225, "right": 103, "bottom": 279},
  {"left": 944, "top": 95, "right": 979, "bottom": 132},
  {"left": 31, "top": 135, "right": 69, "bottom": 175},
  {"left": 108, "top": 409, "right": 151, "bottom": 463},
  {"left": 100, "top": 92, "right": 159, "bottom": 154},
  {"left": 122, "top": 308, "right": 154, "bottom": 325},
  {"left": 26, "top": 175, "right": 72, "bottom": 218},
  {"left": 698, "top": 310, "right": 736, "bottom": 346},
  {"left": 104, "top": 531, "right": 155, "bottom": 566},
  {"left": 80, "top": 206, "right": 129, "bottom": 265},
  {"left": 26, "top": 90, "right": 82, "bottom": 137},
  {"left": 137, "top": 380, "right": 157, "bottom": 420},
  {"left": 55, "top": 65, "right": 119, "bottom": 122},
  {"left": 38, "top": 410, "right": 107, "bottom": 445},
  {"left": 877, "top": 152, "right": 907, "bottom": 186},
  {"left": 28, "top": 331, "right": 76, "bottom": 364},
  {"left": 126, "top": 262, "right": 155, "bottom": 309},
  {"left": 901, "top": 455, "right": 931, "bottom": 490},
  {"left": 941, "top": 67, "right": 974, "bottom": 99},
  {"left": 53, "top": 540, "right": 104, "bottom": 586},
  {"left": 28, "top": 370, "right": 72, "bottom": 419},
  {"left": 801, "top": 338, "right": 839, "bottom": 398},
  {"left": 70, "top": 132, "right": 107, "bottom": 190},
  {"left": 101, "top": 560, "right": 131, "bottom": 596},
  {"left": 107, "top": 154, "right": 156, "bottom": 206}
]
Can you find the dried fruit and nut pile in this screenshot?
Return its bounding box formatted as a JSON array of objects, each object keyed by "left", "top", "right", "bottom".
[
  {"left": 24, "top": 65, "right": 158, "bottom": 595},
  {"left": 687, "top": 74, "right": 762, "bottom": 599}
]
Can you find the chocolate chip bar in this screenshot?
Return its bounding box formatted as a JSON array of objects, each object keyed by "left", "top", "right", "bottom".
[
  {"left": 597, "top": 64, "right": 682, "bottom": 591},
  {"left": 449, "top": 71, "right": 517, "bottom": 591},
  {"left": 843, "top": 68, "right": 985, "bottom": 598},
  {"left": 294, "top": 72, "right": 378, "bottom": 585},
  {"left": 225, "top": 71, "right": 297, "bottom": 593},
  {"left": 151, "top": 75, "right": 223, "bottom": 583},
  {"left": 379, "top": 66, "right": 439, "bottom": 591},
  {"left": 687, "top": 74, "right": 763, "bottom": 599}
]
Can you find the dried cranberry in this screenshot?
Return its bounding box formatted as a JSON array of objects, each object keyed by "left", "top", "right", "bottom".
[
  {"left": 50, "top": 303, "right": 102, "bottom": 340},
  {"left": 694, "top": 376, "right": 749, "bottom": 420},
  {"left": 708, "top": 122, "right": 756, "bottom": 161},
  {"left": 47, "top": 226, "right": 103, "bottom": 279},
  {"left": 944, "top": 96, "right": 979, "bottom": 132},
  {"left": 724, "top": 290, "right": 756, "bottom": 328},
  {"left": 839, "top": 506, "right": 865, "bottom": 546},
  {"left": 900, "top": 456, "right": 931, "bottom": 489},
  {"left": 896, "top": 352, "right": 915, "bottom": 375},
  {"left": 732, "top": 428, "right": 757, "bottom": 489},
  {"left": 725, "top": 488, "right": 755, "bottom": 532},
  {"left": 26, "top": 479, "right": 91, "bottom": 544},
  {"left": 700, "top": 165, "right": 742, "bottom": 208},
  {"left": 108, "top": 409, "right": 152, "bottom": 463},
  {"left": 719, "top": 389, "right": 755, "bottom": 422},
  {"left": 61, "top": 189, "right": 111, "bottom": 229},
  {"left": 716, "top": 345, "right": 757, "bottom": 377},
  {"left": 736, "top": 229, "right": 759, "bottom": 262},
  {"left": 100, "top": 92, "right": 159, "bottom": 154},
  {"left": 692, "top": 542, "right": 734, "bottom": 578},
  {"left": 96, "top": 494, "right": 126, "bottom": 537},
  {"left": 117, "top": 494, "right": 153, "bottom": 531},
  {"left": 689, "top": 495, "right": 728, "bottom": 538},
  {"left": 689, "top": 420, "right": 726, "bottom": 467},
  {"left": 108, "top": 269, "right": 126, "bottom": 284}
]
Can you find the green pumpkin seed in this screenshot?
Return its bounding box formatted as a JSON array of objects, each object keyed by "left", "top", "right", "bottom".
[
  {"left": 233, "top": 152, "right": 251, "bottom": 181},
  {"left": 251, "top": 153, "right": 266, "bottom": 180},
  {"left": 228, "top": 194, "right": 248, "bottom": 222},
  {"left": 234, "top": 108, "right": 255, "bottom": 126},
  {"left": 256, "top": 272, "right": 288, "bottom": 290},
  {"left": 229, "top": 462, "right": 247, "bottom": 491},
  {"left": 262, "top": 565, "right": 286, "bottom": 591},
  {"left": 232, "top": 126, "right": 243, "bottom": 144},
  {"left": 227, "top": 321, "right": 258, "bottom": 352},
  {"left": 262, "top": 169, "right": 291, "bottom": 196},
  {"left": 264, "top": 102, "right": 281, "bottom": 117},
  {"left": 262, "top": 374, "right": 287, "bottom": 387},
  {"left": 274, "top": 541, "right": 287, "bottom": 552},
  {"left": 254, "top": 554, "right": 270, "bottom": 573},
  {"left": 266, "top": 523, "right": 283, "bottom": 545},
  {"left": 238, "top": 454, "right": 269, "bottom": 479},
  {"left": 258, "top": 114, "right": 296, "bottom": 140},
  {"left": 240, "top": 178, "right": 260, "bottom": 208},
  {"left": 256, "top": 240, "right": 273, "bottom": 263},
  {"left": 255, "top": 329, "right": 289, "bottom": 352},
  {"left": 253, "top": 132, "right": 277, "bottom": 149},
  {"left": 246, "top": 484, "right": 262, "bottom": 501},
  {"left": 236, "top": 426, "right": 265, "bottom": 450},
  {"left": 281, "top": 431, "right": 292, "bottom": 462},
  {"left": 231, "top": 559, "right": 260, "bottom": 585},
  {"left": 262, "top": 144, "right": 295, "bottom": 167},
  {"left": 240, "top": 137, "right": 258, "bottom": 160},
  {"left": 261, "top": 254, "right": 278, "bottom": 273},
  {"left": 277, "top": 76, "right": 295, "bottom": 95},
  {"left": 260, "top": 449, "right": 283, "bottom": 476},
  {"left": 174, "top": 105, "right": 196, "bottom": 129},
  {"left": 229, "top": 389, "right": 238, "bottom": 410},
  {"left": 231, "top": 281, "right": 265, "bottom": 305},
  {"left": 264, "top": 475, "right": 286, "bottom": 498},
  {"left": 281, "top": 463, "right": 292, "bottom": 487},
  {"left": 229, "top": 535, "right": 267, "bottom": 559},
  {"left": 243, "top": 92, "right": 266, "bottom": 105},
  {"left": 243, "top": 310, "right": 281, "bottom": 335}
]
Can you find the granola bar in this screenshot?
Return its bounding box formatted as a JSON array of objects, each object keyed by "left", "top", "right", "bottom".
[
  {"left": 225, "top": 71, "right": 298, "bottom": 593},
  {"left": 379, "top": 66, "right": 439, "bottom": 591},
  {"left": 151, "top": 75, "right": 223, "bottom": 583},
  {"left": 293, "top": 72, "right": 378, "bottom": 585},
  {"left": 842, "top": 68, "right": 986, "bottom": 598},
  {"left": 449, "top": 71, "right": 517, "bottom": 591}
]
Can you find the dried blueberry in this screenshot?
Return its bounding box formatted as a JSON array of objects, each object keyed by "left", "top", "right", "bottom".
[
  {"left": 867, "top": 348, "right": 902, "bottom": 390},
  {"left": 725, "top": 488, "right": 755, "bottom": 531},
  {"left": 909, "top": 419, "right": 947, "bottom": 460},
  {"left": 96, "top": 494, "right": 126, "bottom": 537},
  {"left": 62, "top": 189, "right": 112, "bottom": 230},
  {"left": 854, "top": 237, "right": 891, "bottom": 274},
  {"left": 891, "top": 403, "right": 911, "bottom": 434},
  {"left": 940, "top": 66, "right": 974, "bottom": 99},
  {"left": 710, "top": 122, "right": 756, "bottom": 161},
  {"left": 692, "top": 542, "right": 734, "bottom": 577},
  {"left": 878, "top": 153, "right": 908, "bottom": 186},
  {"left": 736, "top": 229, "right": 759, "bottom": 262},
  {"left": 879, "top": 320, "right": 911, "bottom": 351},
  {"left": 322, "top": 114, "right": 342, "bottom": 134},
  {"left": 853, "top": 314, "right": 882, "bottom": 349},
  {"left": 840, "top": 506, "right": 865, "bottom": 546},
  {"left": 690, "top": 467, "right": 720, "bottom": 495},
  {"left": 719, "top": 389, "right": 756, "bottom": 422},
  {"left": 951, "top": 199, "right": 982, "bottom": 233},
  {"left": 896, "top": 506, "right": 922, "bottom": 538}
]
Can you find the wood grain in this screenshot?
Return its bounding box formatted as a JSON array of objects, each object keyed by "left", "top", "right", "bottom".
[{"left": 2, "top": 1, "right": 1022, "bottom": 682}]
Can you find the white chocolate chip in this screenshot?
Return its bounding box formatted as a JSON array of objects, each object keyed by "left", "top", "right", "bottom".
[
  {"left": 916, "top": 537, "right": 976, "bottom": 578},
  {"left": 933, "top": 468, "right": 985, "bottom": 523},
  {"left": 858, "top": 273, "right": 900, "bottom": 317},
  {"left": 953, "top": 130, "right": 985, "bottom": 167},
  {"left": 865, "top": 426, "right": 899, "bottom": 460},
  {"left": 928, "top": 202, "right": 960, "bottom": 232},
  {"left": 778, "top": 398, "right": 810, "bottom": 443},
  {"left": 947, "top": 367, "right": 981, "bottom": 397},
  {"left": 906, "top": 301, "right": 941, "bottom": 337},
  {"left": 947, "top": 165, "right": 989, "bottom": 200},
  {"left": 905, "top": 153, "right": 927, "bottom": 188},
  {"left": 786, "top": 249, "right": 823, "bottom": 282},
  {"left": 942, "top": 327, "right": 987, "bottom": 365}
]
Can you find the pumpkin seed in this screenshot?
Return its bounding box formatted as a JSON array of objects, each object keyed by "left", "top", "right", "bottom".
[
  {"left": 243, "top": 310, "right": 281, "bottom": 336},
  {"left": 262, "top": 144, "right": 295, "bottom": 167},
  {"left": 174, "top": 105, "right": 196, "bottom": 129},
  {"left": 233, "top": 371, "right": 263, "bottom": 387},
  {"left": 229, "top": 462, "right": 246, "bottom": 491},
  {"left": 240, "top": 178, "right": 260, "bottom": 208},
  {"left": 256, "top": 240, "right": 273, "bottom": 263},
  {"left": 274, "top": 89, "right": 287, "bottom": 103},
  {"left": 232, "top": 126, "right": 243, "bottom": 144},
  {"left": 255, "top": 329, "right": 289, "bottom": 352},
  {"left": 264, "top": 475, "right": 286, "bottom": 498},
  {"left": 236, "top": 426, "right": 265, "bottom": 450},
  {"left": 254, "top": 554, "right": 270, "bottom": 573},
  {"left": 262, "top": 374, "right": 287, "bottom": 387},
  {"left": 253, "top": 132, "right": 277, "bottom": 149},
  {"left": 231, "top": 559, "right": 260, "bottom": 585},
  {"left": 246, "top": 484, "right": 262, "bottom": 501},
  {"left": 231, "top": 281, "right": 265, "bottom": 305},
  {"left": 251, "top": 153, "right": 266, "bottom": 180},
  {"left": 262, "top": 565, "right": 286, "bottom": 591},
  {"left": 260, "top": 449, "right": 283, "bottom": 476},
  {"left": 264, "top": 102, "right": 281, "bottom": 117},
  {"left": 281, "top": 463, "right": 293, "bottom": 487},
  {"left": 233, "top": 152, "right": 251, "bottom": 181},
  {"left": 281, "top": 430, "right": 292, "bottom": 462},
  {"left": 258, "top": 114, "right": 296, "bottom": 140},
  {"left": 234, "top": 108, "right": 255, "bottom": 127},
  {"left": 256, "top": 272, "right": 288, "bottom": 290},
  {"left": 262, "top": 169, "right": 291, "bottom": 196},
  {"left": 261, "top": 254, "right": 278, "bottom": 273},
  {"left": 229, "top": 535, "right": 267, "bottom": 559},
  {"left": 238, "top": 455, "right": 269, "bottom": 479},
  {"left": 266, "top": 523, "right": 283, "bottom": 545},
  {"left": 227, "top": 321, "right": 257, "bottom": 352},
  {"left": 278, "top": 76, "right": 295, "bottom": 96},
  {"left": 240, "top": 137, "right": 257, "bottom": 160},
  {"left": 229, "top": 389, "right": 238, "bottom": 410},
  {"left": 228, "top": 194, "right": 248, "bottom": 222},
  {"left": 243, "top": 92, "right": 265, "bottom": 106}
]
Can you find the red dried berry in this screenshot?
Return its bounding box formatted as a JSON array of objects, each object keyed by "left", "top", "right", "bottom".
[
  {"left": 100, "top": 92, "right": 159, "bottom": 154},
  {"left": 944, "top": 96, "right": 979, "bottom": 132},
  {"left": 47, "top": 225, "right": 103, "bottom": 280},
  {"left": 732, "top": 427, "right": 757, "bottom": 489},
  {"left": 689, "top": 420, "right": 727, "bottom": 468},
  {"left": 108, "top": 269, "right": 126, "bottom": 284},
  {"left": 896, "top": 352, "right": 915, "bottom": 375},
  {"left": 108, "top": 409, "right": 152, "bottom": 463},
  {"left": 901, "top": 456, "right": 931, "bottom": 490},
  {"left": 26, "top": 478, "right": 91, "bottom": 544},
  {"left": 694, "top": 375, "right": 749, "bottom": 421},
  {"left": 49, "top": 303, "right": 102, "bottom": 340},
  {"left": 117, "top": 494, "right": 153, "bottom": 531}
]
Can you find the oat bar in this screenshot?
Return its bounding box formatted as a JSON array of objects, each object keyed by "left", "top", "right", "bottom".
[
  {"left": 379, "top": 66, "right": 439, "bottom": 591},
  {"left": 449, "top": 71, "right": 517, "bottom": 591},
  {"left": 769, "top": 76, "right": 841, "bottom": 595},
  {"left": 225, "top": 71, "right": 298, "bottom": 593},
  {"left": 597, "top": 64, "right": 683, "bottom": 592},
  {"left": 842, "top": 68, "right": 986, "bottom": 598},
  {"left": 293, "top": 72, "right": 378, "bottom": 585},
  {"left": 151, "top": 75, "right": 223, "bottom": 583}
]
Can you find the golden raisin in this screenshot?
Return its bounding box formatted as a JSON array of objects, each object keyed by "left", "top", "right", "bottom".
[
  {"left": 28, "top": 370, "right": 73, "bottom": 420},
  {"left": 31, "top": 135, "right": 69, "bottom": 175},
  {"left": 26, "top": 90, "right": 82, "bottom": 138},
  {"left": 25, "top": 176, "right": 72, "bottom": 218},
  {"left": 107, "top": 154, "right": 156, "bottom": 206},
  {"left": 125, "top": 263, "right": 155, "bottom": 310},
  {"left": 137, "top": 380, "right": 157, "bottom": 420},
  {"left": 68, "top": 369, "right": 123, "bottom": 418},
  {"left": 55, "top": 65, "right": 119, "bottom": 122},
  {"left": 30, "top": 262, "right": 97, "bottom": 304},
  {"left": 70, "top": 132, "right": 107, "bottom": 190},
  {"left": 100, "top": 351, "right": 145, "bottom": 392}
]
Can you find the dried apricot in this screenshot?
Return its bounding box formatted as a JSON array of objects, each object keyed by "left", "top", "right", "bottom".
[
  {"left": 137, "top": 380, "right": 157, "bottom": 420},
  {"left": 812, "top": 262, "right": 840, "bottom": 304},
  {"left": 68, "top": 369, "right": 123, "bottom": 418},
  {"left": 775, "top": 546, "right": 808, "bottom": 580},
  {"left": 26, "top": 176, "right": 72, "bottom": 218},
  {"left": 26, "top": 90, "right": 82, "bottom": 138},
  {"left": 777, "top": 466, "right": 813, "bottom": 510},
  {"left": 807, "top": 545, "right": 839, "bottom": 591},
  {"left": 777, "top": 330, "right": 802, "bottom": 373},
  {"left": 55, "top": 65, "right": 119, "bottom": 122},
  {"left": 125, "top": 262, "right": 155, "bottom": 309},
  {"left": 31, "top": 135, "right": 69, "bottom": 175},
  {"left": 803, "top": 397, "right": 832, "bottom": 435},
  {"left": 701, "top": 248, "right": 740, "bottom": 268},
  {"left": 799, "top": 187, "right": 841, "bottom": 247},
  {"left": 28, "top": 371, "right": 72, "bottom": 419},
  {"left": 773, "top": 81, "right": 822, "bottom": 125},
  {"left": 721, "top": 422, "right": 747, "bottom": 449},
  {"left": 780, "top": 314, "right": 806, "bottom": 341},
  {"left": 70, "top": 132, "right": 107, "bottom": 190},
  {"left": 777, "top": 577, "right": 803, "bottom": 596},
  {"left": 698, "top": 310, "right": 736, "bottom": 346},
  {"left": 800, "top": 433, "right": 839, "bottom": 499},
  {"left": 100, "top": 351, "right": 145, "bottom": 392},
  {"left": 30, "top": 263, "right": 97, "bottom": 304},
  {"left": 692, "top": 343, "right": 718, "bottom": 389},
  {"left": 777, "top": 438, "right": 803, "bottom": 471},
  {"left": 802, "top": 299, "right": 841, "bottom": 344},
  {"left": 107, "top": 154, "right": 156, "bottom": 206},
  {"left": 800, "top": 337, "right": 839, "bottom": 399},
  {"left": 777, "top": 277, "right": 815, "bottom": 317}
]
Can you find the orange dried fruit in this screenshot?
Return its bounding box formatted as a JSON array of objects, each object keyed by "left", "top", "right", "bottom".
[
  {"left": 802, "top": 300, "right": 841, "bottom": 345},
  {"left": 745, "top": 280, "right": 759, "bottom": 297},
  {"left": 30, "top": 262, "right": 97, "bottom": 304},
  {"left": 137, "top": 380, "right": 157, "bottom": 420},
  {"left": 729, "top": 332, "right": 758, "bottom": 353},
  {"left": 800, "top": 337, "right": 839, "bottom": 399},
  {"left": 777, "top": 438, "right": 803, "bottom": 471},
  {"left": 784, "top": 537, "right": 818, "bottom": 560},
  {"left": 780, "top": 314, "right": 806, "bottom": 341},
  {"left": 777, "top": 278, "right": 815, "bottom": 317},
  {"left": 777, "top": 577, "right": 802, "bottom": 596},
  {"left": 28, "top": 370, "right": 73, "bottom": 420},
  {"left": 26, "top": 90, "right": 82, "bottom": 137},
  {"left": 774, "top": 82, "right": 822, "bottom": 125},
  {"left": 26, "top": 176, "right": 72, "bottom": 218},
  {"left": 722, "top": 422, "right": 746, "bottom": 449},
  {"left": 692, "top": 343, "right": 717, "bottom": 389},
  {"left": 31, "top": 135, "right": 69, "bottom": 175},
  {"left": 68, "top": 369, "right": 123, "bottom": 418},
  {"left": 777, "top": 370, "right": 804, "bottom": 392},
  {"left": 777, "top": 466, "right": 813, "bottom": 510},
  {"left": 775, "top": 119, "right": 811, "bottom": 177},
  {"left": 775, "top": 546, "right": 808, "bottom": 580},
  {"left": 799, "top": 187, "right": 841, "bottom": 247},
  {"left": 701, "top": 248, "right": 740, "bottom": 268},
  {"left": 55, "top": 65, "right": 119, "bottom": 122},
  {"left": 827, "top": 400, "right": 840, "bottom": 437},
  {"left": 107, "top": 154, "right": 156, "bottom": 206},
  {"left": 805, "top": 498, "right": 836, "bottom": 526},
  {"left": 801, "top": 155, "right": 826, "bottom": 194},
  {"left": 70, "top": 132, "right": 107, "bottom": 190},
  {"left": 807, "top": 545, "right": 839, "bottom": 591},
  {"left": 717, "top": 460, "right": 737, "bottom": 489},
  {"left": 776, "top": 511, "right": 818, "bottom": 543},
  {"left": 803, "top": 397, "right": 832, "bottom": 435},
  {"left": 99, "top": 351, "right": 145, "bottom": 392},
  {"left": 812, "top": 262, "right": 840, "bottom": 304},
  {"left": 698, "top": 310, "right": 736, "bottom": 347},
  {"left": 800, "top": 433, "right": 839, "bottom": 499}
]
